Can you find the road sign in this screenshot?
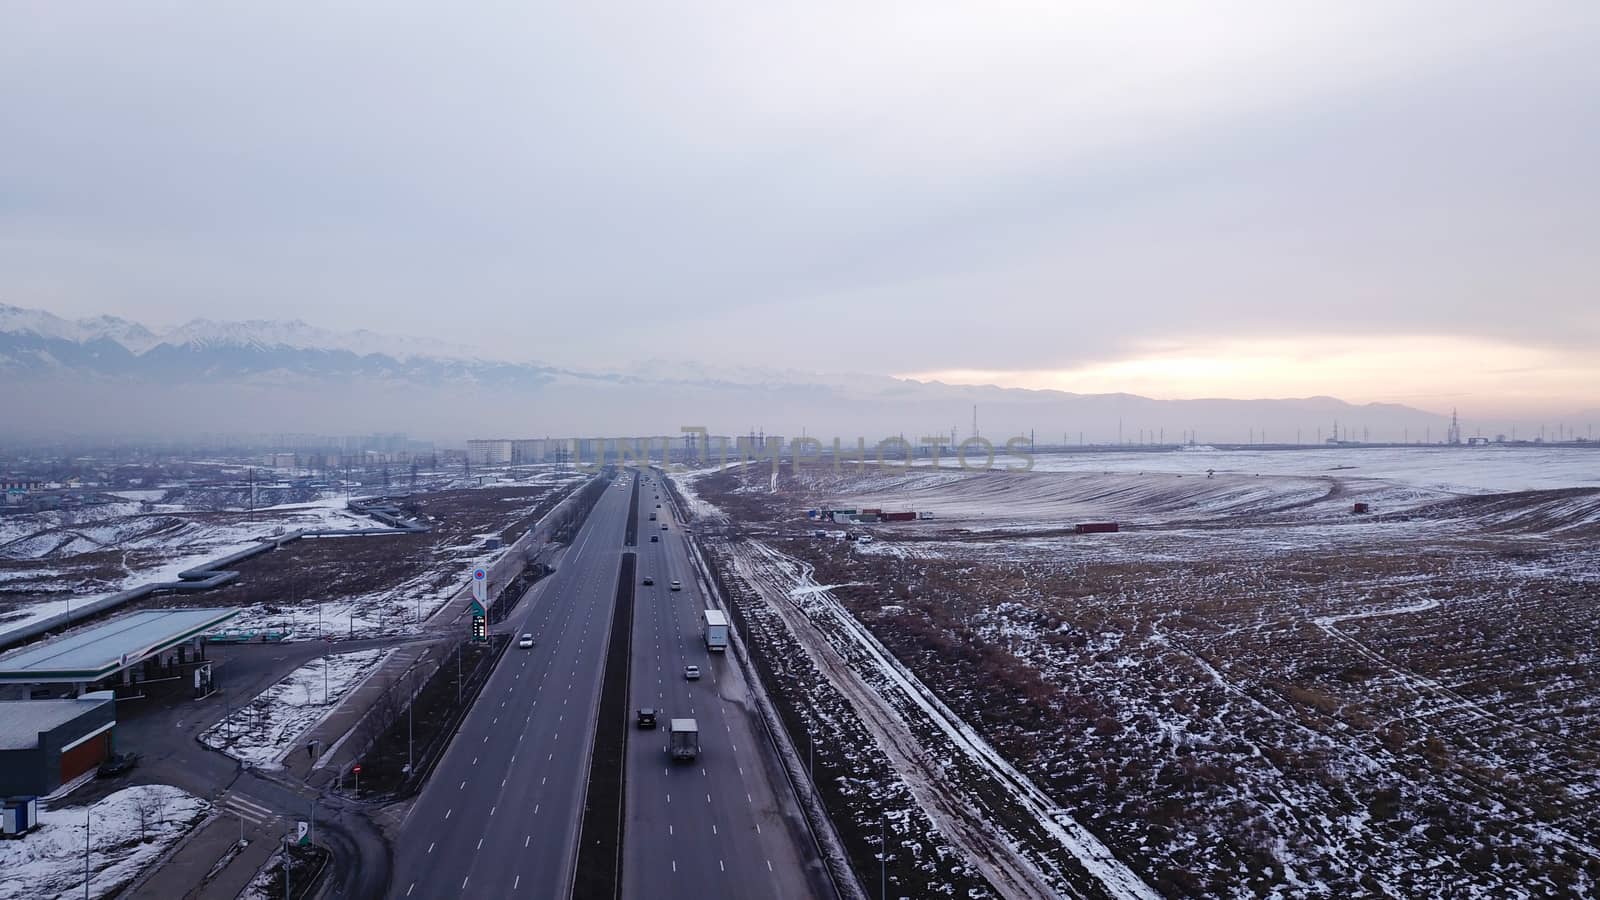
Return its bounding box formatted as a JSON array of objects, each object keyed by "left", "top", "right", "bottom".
[
  {"left": 471, "top": 567, "right": 488, "bottom": 604},
  {"left": 297, "top": 821, "right": 309, "bottom": 846}
]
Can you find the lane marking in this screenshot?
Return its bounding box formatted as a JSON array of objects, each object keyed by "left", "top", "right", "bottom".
[{"left": 427, "top": 842, "right": 435, "bottom": 853}]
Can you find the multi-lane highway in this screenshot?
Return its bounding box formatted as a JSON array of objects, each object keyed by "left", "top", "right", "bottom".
[
  {"left": 388, "top": 473, "right": 634, "bottom": 898},
  {"left": 387, "top": 468, "right": 831, "bottom": 899},
  {"left": 622, "top": 474, "right": 830, "bottom": 898}
]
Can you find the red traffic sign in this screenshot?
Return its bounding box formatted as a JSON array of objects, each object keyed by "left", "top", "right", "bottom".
[{"left": 353, "top": 765, "right": 362, "bottom": 774}]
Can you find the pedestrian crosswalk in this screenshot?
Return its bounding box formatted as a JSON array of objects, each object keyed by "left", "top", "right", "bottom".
[{"left": 222, "top": 793, "right": 277, "bottom": 827}]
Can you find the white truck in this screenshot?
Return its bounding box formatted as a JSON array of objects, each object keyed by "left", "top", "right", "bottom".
[
  {"left": 703, "top": 609, "right": 729, "bottom": 652},
  {"left": 670, "top": 718, "right": 700, "bottom": 761}
]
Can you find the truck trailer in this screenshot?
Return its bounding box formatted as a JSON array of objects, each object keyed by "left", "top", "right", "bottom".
[
  {"left": 670, "top": 718, "right": 700, "bottom": 761},
  {"left": 703, "top": 609, "right": 729, "bottom": 652}
]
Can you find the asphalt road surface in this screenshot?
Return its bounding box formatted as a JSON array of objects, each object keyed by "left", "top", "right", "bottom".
[
  {"left": 388, "top": 473, "right": 633, "bottom": 898},
  {"left": 622, "top": 476, "right": 831, "bottom": 898}
]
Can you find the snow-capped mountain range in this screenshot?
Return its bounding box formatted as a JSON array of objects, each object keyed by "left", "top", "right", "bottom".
[
  {"left": 0, "top": 302, "right": 1488, "bottom": 443},
  {"left": 0, "top": 304, "right": 481, "bottom": 361}
]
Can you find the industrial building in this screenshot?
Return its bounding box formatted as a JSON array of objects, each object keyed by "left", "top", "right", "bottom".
[{"left": 0, "top": 692, "right": 116, "bottom": 796}]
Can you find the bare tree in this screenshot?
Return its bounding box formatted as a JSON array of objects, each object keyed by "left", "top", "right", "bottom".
[{"left": 132, "top": 790, "right": 165, "bottom": 843}]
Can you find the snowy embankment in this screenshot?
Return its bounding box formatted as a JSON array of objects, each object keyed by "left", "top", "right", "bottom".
[
  {"left": 667, "top": 464, "right": 736, "bottom": 522},
  {"left": 201, "top": 649, "right": 391, "bottom": 766},
  {"left": 0, "top": 784, "right": 208, "bottom": 900},
  {"left": 730, "top": 538, "right": 1161, "bottom": 900},
  {"left": 0, "top": 498, "right": 375, "bottom": 642}
]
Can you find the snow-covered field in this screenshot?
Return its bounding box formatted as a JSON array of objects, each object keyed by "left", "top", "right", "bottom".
[
  {"left": 1025, "top": 445, "right": 1600, "bottom": 494},
  {"left": 0, "top": 498, "right": 376, "bottom": 640},
  {"left": 685, "top": 447, "right": 1600, "bottom": 898},
  {"left": 0, "top": 784, "right": 208, "bottom": 900},
  {"left": 200, "top": 649, "right": 391, "bottom": 766}
]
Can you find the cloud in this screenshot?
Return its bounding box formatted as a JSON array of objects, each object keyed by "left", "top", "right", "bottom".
[
  {"left": 1, "top": 1, "right": 1596, "bottom": 412},
  {"left": 902, "top": 334, "right": 1598, "bottom": 416}
]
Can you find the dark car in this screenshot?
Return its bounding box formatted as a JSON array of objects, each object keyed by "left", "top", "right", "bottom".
[
  {"left": 650, "top": 535, "right": 659, "bottom": 542},
  {"left": 642, "top": 575, "right": 654, "bottom": 586},
  {"left": 97, "top": 752, "right": 140, "bottom": 778},
  {"left": 636, "top": 708, "right": 657, "bottom": 729}
]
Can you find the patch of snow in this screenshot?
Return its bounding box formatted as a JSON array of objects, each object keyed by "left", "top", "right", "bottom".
[
  {"left": 0, "top": 784, "right": 208, "bottom": 900},
  {"left": 200, "top": 649, "right": 391, "bottom": 765}
]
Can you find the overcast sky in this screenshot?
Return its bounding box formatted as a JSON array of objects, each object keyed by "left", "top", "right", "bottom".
[{"left": 4, "top": 2, "right": 1597, "bottom": 415}]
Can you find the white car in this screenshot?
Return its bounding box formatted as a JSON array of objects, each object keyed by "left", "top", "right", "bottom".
[
  {"left": 684, "top": 665, "right": 701, "bottom": 680},
  {"left": 519, "top": 633, "right": 534, "bottom": 648},
  {"left": 670, "top": 580, "right": 682, "bottom": 591}
]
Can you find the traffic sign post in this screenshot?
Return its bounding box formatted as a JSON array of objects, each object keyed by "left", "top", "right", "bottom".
[{"left": 471, "top": 567, "right": 490, "bottom": 631}]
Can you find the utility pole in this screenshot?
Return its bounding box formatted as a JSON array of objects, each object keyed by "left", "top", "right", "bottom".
[
  {"left": 881, "top": 814, "right": 887, "bottom": 900},
  {"left": 85, "top": 802, "right": 91, "bottom": 900}
]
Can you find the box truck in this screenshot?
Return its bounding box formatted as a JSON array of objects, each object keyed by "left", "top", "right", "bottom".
[
  {"left": 670, "top": 719, "right": 700, "bottom": 761},
  {"left": 703, "top": 609, "right": 729, "bottom": 652}
]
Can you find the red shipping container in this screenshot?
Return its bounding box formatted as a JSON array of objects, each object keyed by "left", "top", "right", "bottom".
[{"left": 1074, "top": 522, "right": 1119, "bottom": 534}]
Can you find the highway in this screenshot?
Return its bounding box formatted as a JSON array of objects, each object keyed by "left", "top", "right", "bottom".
[
  {"left": 388, "top": 473, "right": 634, "bottom": 898},
  {"left": 621, "top": 474, "right": 831, "bottom": 898}
]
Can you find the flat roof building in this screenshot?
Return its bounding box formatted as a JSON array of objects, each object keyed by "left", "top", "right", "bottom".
[{"left": 0, "top": 692, "right": 116, "bottom": 796}]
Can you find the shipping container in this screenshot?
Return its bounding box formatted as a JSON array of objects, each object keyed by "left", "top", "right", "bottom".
[
  {"left": 880, "top": 511, "right": 916, "bottom": 522},
  {"left": 1352, "top": 502, "right": 1370, "bottom": 514},
  {"left": 1074, "top": 522, "right": 1119, "bottom": 534}
]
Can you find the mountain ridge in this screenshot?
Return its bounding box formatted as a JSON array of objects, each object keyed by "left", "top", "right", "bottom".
[{"left": 2, "top": 303, "right": 1536, "bottom": 443}]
